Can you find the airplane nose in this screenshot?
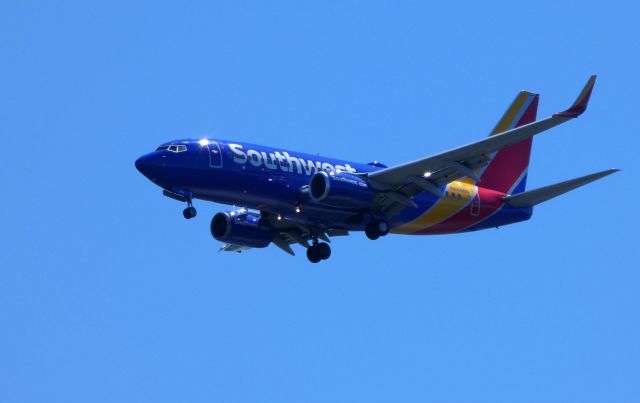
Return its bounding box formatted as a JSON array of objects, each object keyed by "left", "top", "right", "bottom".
[
  {"left": 135, "top": 153, "right": 156, "bottom": 179},
  {"left": 135, "top": 155, "right": 147, "bottom": 173}
]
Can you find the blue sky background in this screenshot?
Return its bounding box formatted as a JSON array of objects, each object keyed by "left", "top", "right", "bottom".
[{"left": 1, "top": 1, "right": 639, "bottom": 402}]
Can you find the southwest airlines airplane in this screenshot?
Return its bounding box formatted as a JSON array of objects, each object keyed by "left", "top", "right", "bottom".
[{"left": 136, "top": 76, "right": 617, "bottom": 263}]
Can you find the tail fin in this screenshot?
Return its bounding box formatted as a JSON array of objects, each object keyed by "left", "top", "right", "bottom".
[{"left": 475, "top": 91, "right": 539, "bottom": 194}]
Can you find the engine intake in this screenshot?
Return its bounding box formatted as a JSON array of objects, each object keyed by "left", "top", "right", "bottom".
[
  {"left": 210, "top": 211, "right": 272, "bottom": 248},
  {"left": 309, "top": 171, "right": 374, "bottom": 208}
]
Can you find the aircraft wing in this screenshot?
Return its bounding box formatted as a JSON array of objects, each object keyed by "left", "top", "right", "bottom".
[
  {"left": 366, "top": 76, "right": 596, "bottom": 208},
  {"left": 218, "top": 213, "right": 349, "bottom": 256}
]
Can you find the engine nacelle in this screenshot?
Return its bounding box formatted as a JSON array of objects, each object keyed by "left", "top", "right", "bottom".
[
  {"left": 210, "top": 211, "right": 272, "bottom": 248},
  {"left": 309, "top": 171, "right": 374, "bottom": 208}
]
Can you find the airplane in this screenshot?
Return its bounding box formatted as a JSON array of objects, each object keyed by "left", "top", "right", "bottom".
[{"left": 135, "top": 75, "right": 618, "bottom": 263}]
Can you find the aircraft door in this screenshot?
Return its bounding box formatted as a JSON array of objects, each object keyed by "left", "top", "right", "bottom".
[
  {"left": 470, "top": 191, "right": 480, "bottom": 216},
  {"left": 208, "top": 140, "right": 222, "bottom": 168}
]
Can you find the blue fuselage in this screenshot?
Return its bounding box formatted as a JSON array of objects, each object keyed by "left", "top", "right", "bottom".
[{"left": 135, "top": 139, "right": 531, "bottom": 232}]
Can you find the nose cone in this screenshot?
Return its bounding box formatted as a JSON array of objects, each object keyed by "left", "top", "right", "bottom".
[
  {"left": 135, "top": 153, "right": 157, "bottom": 181},
  {"left": 135, "top": 154, "right": 148, "bottom": 174}
]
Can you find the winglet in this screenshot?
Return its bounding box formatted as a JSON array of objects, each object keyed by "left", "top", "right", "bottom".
[{"left": 554, "top": 75, "right": 597, "bottom": 118}]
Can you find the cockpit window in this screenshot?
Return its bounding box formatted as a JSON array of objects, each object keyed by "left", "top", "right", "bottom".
[{"left": 156, "top": 144, "right": 187, "bottom": 153}]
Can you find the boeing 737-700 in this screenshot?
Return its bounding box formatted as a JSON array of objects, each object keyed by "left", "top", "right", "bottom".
[{"left": 136, "top": 75, "right": 618, "bottom": 262}]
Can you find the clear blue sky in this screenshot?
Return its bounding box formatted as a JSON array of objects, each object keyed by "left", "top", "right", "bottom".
[{"left": 1, "top": 1, "right": 638, "bottom": 402}]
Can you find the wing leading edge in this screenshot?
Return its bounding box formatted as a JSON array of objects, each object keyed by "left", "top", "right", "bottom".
[{"left": 367, "top": 76, "right": 598, "bottom": 193}]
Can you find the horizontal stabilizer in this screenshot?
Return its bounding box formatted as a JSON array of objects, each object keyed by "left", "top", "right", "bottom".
[{"left": 502, "top": 168, "right": 619, "bottom": 207}]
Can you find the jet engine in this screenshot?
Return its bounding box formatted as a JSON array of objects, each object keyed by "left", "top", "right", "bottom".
[
  {"left": 210, "top": 211, "right": 272, "bottom": 248},
  {"left": 309, "top": 171, "right": 374, "bottom": 208}
]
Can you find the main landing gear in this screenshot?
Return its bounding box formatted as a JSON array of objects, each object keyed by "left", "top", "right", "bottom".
[
  {"left": 307, "top": 241, "right": 331, "bottom": 263},
  {"left": 182, "top": 200, "right": 197, "bottom": 219},
  {"left": 364, "top": 219, "right": 389, "bottom": 240}
]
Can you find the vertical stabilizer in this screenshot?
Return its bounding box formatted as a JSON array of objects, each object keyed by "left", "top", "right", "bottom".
[{"left": 476, "top": 91, "right": 539, "bottom": 194}]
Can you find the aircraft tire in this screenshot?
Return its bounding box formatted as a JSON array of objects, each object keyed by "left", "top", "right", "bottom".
[
  {"left": 365, "top": 223, "right": 380, "bottom": 240},
  {"left": 183, "top": 206, "right": 197, "bottom": 219},
  {"left": 376, "top": 220, "right": 390, "bottom": 236},
  {"left": 317, "top": 242, "right": 331, "bottom": 260},
  {"left": 307, "top": 246, "right": 322, "bottom": 263}
]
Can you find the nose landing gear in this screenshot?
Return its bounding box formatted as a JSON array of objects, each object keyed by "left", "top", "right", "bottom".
[
  {"left": 182, "top": 198, "right": 197, "bottom": 220},
  {"left": 183, "top": 205, "right": 197, "bottom": 219},
  {"left": 162, "top": 189, "right": 197, "bottom": 219}
]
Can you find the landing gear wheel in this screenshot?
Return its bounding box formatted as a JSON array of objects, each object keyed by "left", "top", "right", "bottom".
[
  {"left": 376, "top": 220, "right": 390, "bottom": 236},
  {"left": 365, "top": 224, "right": 380, "bottom": 240},
  {"left": 317, "top": 242, "right": 331, "bottom": 260},
  {"left": 183, "top": 206, "right": 197, "bottom": 219},
  {"left": 306, "top": 246, "right": 322, "bottom": 263},
  {"left": 307, "top": 242, "right": 331, "bottom": 263},
  {"left": 365, "top": 219, "right": 389, "bottom": 240}
]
